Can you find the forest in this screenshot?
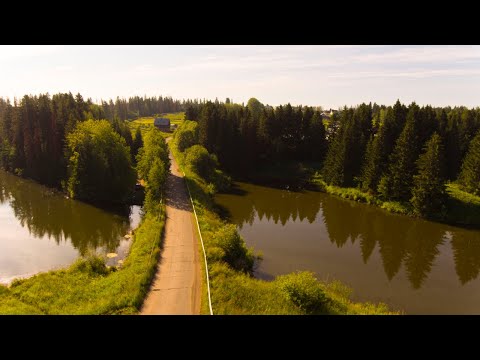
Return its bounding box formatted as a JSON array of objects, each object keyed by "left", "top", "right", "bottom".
[
  {"left": 184, "top": 98, "right": 480, "bottom": 218},
  {"left": 0, "top": 93, "right": 184, "bottom": 203},
  {"left": 1, "top": 92, "right": 480, "bottom": 218}
]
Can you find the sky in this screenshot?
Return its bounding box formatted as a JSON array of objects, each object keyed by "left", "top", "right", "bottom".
[{"left": 0, "top": 45, "right": 479, "bottom": 109}]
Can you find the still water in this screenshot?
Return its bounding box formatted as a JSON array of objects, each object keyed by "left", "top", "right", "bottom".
[
  {"left": 0, "top": 170, "right": 141, "bottom": 285},
  {"left": 216, "top": 182, "right": 480, "bottom": 314}
]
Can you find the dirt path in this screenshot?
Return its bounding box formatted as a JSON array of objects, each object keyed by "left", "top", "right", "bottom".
[{"left": 141, "top": 143, "right": 201, "bottom": 315}]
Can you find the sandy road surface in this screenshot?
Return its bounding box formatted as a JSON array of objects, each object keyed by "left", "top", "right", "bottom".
[{"left": 141, "top": 144, "right": 201, "bottom": 315}]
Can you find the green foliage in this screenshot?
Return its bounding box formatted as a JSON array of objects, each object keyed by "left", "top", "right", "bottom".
[
  {"left": 209, "top": 224, "right": 254, "bottom": 272},
  {"left": 170, "top": 141, "right": 395, "bottom": 315},
  {"left": 66, "top": 119, "right": 136, "bottom": 203},
  {"left": 379, "top": 103, "right": 422, "bottom": 201},
  {"left": 136, "top": 127, "right": 170, "bottom": 181},
  {"left": 136, "top": 128, "right": 169, "bottom": 214},
  {"left": 360, "top": 107, "right": 402, "bottom": 193},
  {"left": 0, "top": 212, "right": 165, "bottom": 314},
  {"left": 144, "top": 158, "right": 166, "bottom": 212},
  {"left": 174, "top": 120, "right": 198, "bottom": 152},
  {"left": 445, "top": 183, "right": 480, "bottom": 226},
  {"left": 458, "top": 130, "right": 480, "bottom": 195},
  {"left": 322, "top": 104, "right": 372, "bottom": 187},
  {"left": 0, "top": 125, "right": 169, "bottom": 315},
  {"left": 410, "top": 133, "right": 447, "bottom": 216},
  {"left": 247, "top": 97, "right": 264, "bottom": 121},
  {"left": 276, "top": 271, "right": 328, "bottom": 314},
  {"left": 185, "top": 145, "right": 218, "bottom": 180},
  {"left": 132, "top": 127, "right": 144, "bottom": 159}
]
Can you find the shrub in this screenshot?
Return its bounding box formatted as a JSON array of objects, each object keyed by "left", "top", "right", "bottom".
[
  {"left": 276, "top": 271, "right": 328, "bottom": 314},
  {"left": 185, "top": 145, "right": 217, "bottom": 180},
  {"left": 210, "top": 224, "right": 254, "bottom": 272},
  {"left": 175, "top": 121, "right": 198, "bottom": 152}
]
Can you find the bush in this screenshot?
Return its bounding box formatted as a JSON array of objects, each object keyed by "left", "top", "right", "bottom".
[
  {"left": 185, "top": 145, "right": 217, "bottom": 180},
  {"left": 71, "top": 256, "right": 109, "bottom": 276},
  {"left": 275, "top": 271, "right": 328, "bottom": 314},
  {"left": 210, "top": 224, "right": 254, "bottom": 272},
  {"left": 175, "top": 121, "right": 198, "bottom": 152}
]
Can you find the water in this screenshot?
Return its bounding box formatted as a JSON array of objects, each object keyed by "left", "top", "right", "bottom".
[
  {"left": 0, "top": 170, "right": 141, "bottom": 285},
  {"left": 216, "top": 182, "right": 480, "bottom": 314}
]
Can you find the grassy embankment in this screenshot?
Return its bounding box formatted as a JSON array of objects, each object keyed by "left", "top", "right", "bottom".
[
  {"left": 310, "top": 173, "right": 480, "bottom": 227},
  {"left": 0, "top": 211, "right": 165, "bottom": 315},
  {"left": 171, "top": 122, "right": 397, "bottom": 315},
  {"left": 0, "top": 131, "right": 168, "bottom": 315}
]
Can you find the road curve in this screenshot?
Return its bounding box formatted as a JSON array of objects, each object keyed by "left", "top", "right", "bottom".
[{"left": 141, "top": 143, "right": 201, "bottom": 315}]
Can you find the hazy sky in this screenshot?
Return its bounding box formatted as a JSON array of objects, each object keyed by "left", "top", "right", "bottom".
[{"left": 1, "top": 45, "right": 479, "bottom": 108}]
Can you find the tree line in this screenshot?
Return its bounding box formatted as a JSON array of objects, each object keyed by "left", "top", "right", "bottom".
[
  {"left": 0, "top": 92, "right": 174, "bottom": 204},
  {"left": 0, "top": 92, "right": 183, "bottom": 183},
  {"left": 186, "top": 98, "right": 480, "bottom": 217}
]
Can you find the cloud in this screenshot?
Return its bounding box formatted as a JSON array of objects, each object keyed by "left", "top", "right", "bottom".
[
  {"left": 55, "top": 65, "right": 74, "bottom": 72},
  {"left": 327, "top": 68, "right": 480, "bottom": 79},
  {"left": 0, "top": 45, "right": 63, "bottom": 62},
  {"left": 353, "top": 46, "right": 480, "bottom": 64}
]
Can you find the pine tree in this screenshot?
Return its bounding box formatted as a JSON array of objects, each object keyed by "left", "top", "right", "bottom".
[
  {"left": 410, "top": 133, "right": 446, "bottom": 216},
  {"left": 360, "top": 108, "right": 392, "bottom": 192},
  {"left": 458, "top": 130, "right": 480, "bottom": 195},
  {"left": 378, "top": 103, "right": 421, "bottom": 201},
  {"left": 132, "top": 127, "right": 144, "bottom": 159},
  {"left": 306, "top": 111, "right": 327, "bottom": 163}
]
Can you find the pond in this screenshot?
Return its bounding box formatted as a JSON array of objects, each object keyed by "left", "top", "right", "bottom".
[
  {"left": 0, "top": 170, "right": 141, "bottom": 285},
  {"left": 216, "top": 182, "right": 480, "bottom": 314}
]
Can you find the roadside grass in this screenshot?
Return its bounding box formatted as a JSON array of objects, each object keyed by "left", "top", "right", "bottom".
[
  {"left": 171, "top": 123, "right": 397, "bottom": 315},
  {"left": 0, "top": 211, "right": 165, "bottom": 314}
]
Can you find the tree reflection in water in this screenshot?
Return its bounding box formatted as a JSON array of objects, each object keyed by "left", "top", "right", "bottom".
[
  {"left": 216, "top": 182, "right": 480, "bottom": 289},
  {"left": 0, "top": 170, "right": 133, "bottom": 256}
]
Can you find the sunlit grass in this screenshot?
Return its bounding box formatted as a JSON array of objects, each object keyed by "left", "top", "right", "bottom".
[
  {"left": 0, "top": 211, "right": 165, "bottom": 314},
  {"left": 129, "top": 112, "right": 185, "bottom": 139}
]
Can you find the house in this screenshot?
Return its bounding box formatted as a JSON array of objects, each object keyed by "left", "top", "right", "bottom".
[{"left": 154, "top": 117, "right": 171, "bottom": 131}]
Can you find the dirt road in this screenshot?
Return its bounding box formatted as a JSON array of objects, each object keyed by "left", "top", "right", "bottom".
[{"left": 141, "top": 145, "right": 201, "bottom": 315}]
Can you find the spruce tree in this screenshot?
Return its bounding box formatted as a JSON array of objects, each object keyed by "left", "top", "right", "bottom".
[
  {"left": 378, "top": 103, "right": 421, "bottom": 201},
  {"left": 410, "top": 133, "right": 446, "bottom": 216},
  {"left": 132, "top": 127, "right": 144, "bottom": 159},
  {"left": 458, "top": 130, "right": 480, "bottom": 195},
  {"left": 360, "top": 108, "right": 396, "bottom": 193}
]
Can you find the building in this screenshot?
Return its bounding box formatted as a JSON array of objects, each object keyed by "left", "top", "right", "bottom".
[{"left": 154, "top": 117, "right": 171, "bottom": 131}]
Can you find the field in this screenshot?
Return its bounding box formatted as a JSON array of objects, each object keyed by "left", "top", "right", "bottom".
[{"left": 128, "top": 112, "right": 185, "bottom": 139}]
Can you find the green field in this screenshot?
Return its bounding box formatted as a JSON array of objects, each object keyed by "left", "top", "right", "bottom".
[{"left": 129, "top": 112, "right": 185, "bottom": 139}]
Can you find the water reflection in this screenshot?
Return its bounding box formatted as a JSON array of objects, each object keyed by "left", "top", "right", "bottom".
[
  {"left": 217, "top": 182, "right": 480, "bottom": 290},
  {"left": 0, "top": 171, "right": 136, "bottom": 256}
]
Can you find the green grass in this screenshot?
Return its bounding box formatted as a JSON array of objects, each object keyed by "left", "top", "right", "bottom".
[
  {"left": 311, "top": 175, "right": 410, "bottom": 215},
  {"left": 445, "top": 183, "right": 480, "bottom": 227},
  {"left": 129, "top": 112, "right": 185, "bottom": 140},
  {"left": 311, "top": 175, "right": 480, "bottom": 227},
  {"left": 0, "top": 210, "right": 165, "bottom": 314},
  {"left": 170, "top": 129, "right": 396, "bottom": 315}
]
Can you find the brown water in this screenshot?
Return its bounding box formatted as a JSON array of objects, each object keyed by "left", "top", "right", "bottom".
[
  {"left": 0, "top": 170, "right": 141, "bottom": 285},
  {"left": 216, "top": 182, "right": 480, "bottom": 314}
]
